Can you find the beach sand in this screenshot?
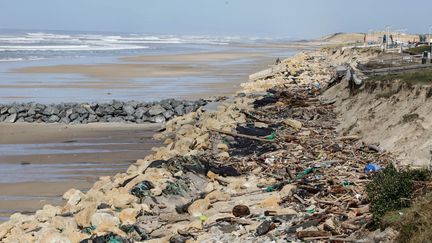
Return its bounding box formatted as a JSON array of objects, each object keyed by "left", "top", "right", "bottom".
[
  {"left": 8, "top": 50, "right": 280, "bottom": 103},
  {"left": 0, "top": 123, "right": 162, "bottom": 221}
]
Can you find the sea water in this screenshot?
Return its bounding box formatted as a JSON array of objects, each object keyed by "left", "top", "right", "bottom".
[{"left": 0, "top": 30, "right": 298, "bottom": 103}]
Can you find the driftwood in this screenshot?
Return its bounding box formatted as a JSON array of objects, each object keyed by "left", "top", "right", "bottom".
[
  {"left": 209, "top": 128, "right": 277, "bottom": 143},
  {"left": 249, "top": 65, "right": 286, "bottom": 81}
]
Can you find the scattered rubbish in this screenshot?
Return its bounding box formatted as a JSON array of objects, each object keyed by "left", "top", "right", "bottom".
[
  {"left": 236, "top": 125, "right": 274, "bottom": 137},
  {"left": 253, "top": 96, "right": 279, "bottom": 108},
  {"left": 364, "top": 163, "right": 382, "bottom": 173},
  {"left": 80, "top": 233, "right": 129, "bottom": 243},
  {"left": 255, "top": 220, "right": 276, "bottom": 236},
  {"left": 130, "top": 181, "right": 154, "bottom": 199},
  {"left": 232, "top": 205, "right": 250, "bottom": 217}
]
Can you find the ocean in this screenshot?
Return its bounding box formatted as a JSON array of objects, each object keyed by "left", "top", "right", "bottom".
[{"left": 0, "top": 30, "right": 299, "bottom": 103}]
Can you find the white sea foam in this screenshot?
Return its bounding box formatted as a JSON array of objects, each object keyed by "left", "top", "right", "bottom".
[
  {"left": 0, "top": 32, "right": 251, "bottom": 61},
  {"left": 0, "top": 44, "right": 149, "bottom": 51}
]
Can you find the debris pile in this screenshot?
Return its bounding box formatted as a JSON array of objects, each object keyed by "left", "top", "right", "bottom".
[{"left": 0, "top": 50, "right": 400, "bottom": 242}]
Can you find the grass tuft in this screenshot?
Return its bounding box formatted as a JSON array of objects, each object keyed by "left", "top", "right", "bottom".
[{"left": 368, "top": 69, "right": 432, "bottom": 85}]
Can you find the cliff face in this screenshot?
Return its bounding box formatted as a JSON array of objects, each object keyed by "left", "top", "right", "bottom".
[{"left": 324, "top": 77, "right": 432, "bottom": 167}]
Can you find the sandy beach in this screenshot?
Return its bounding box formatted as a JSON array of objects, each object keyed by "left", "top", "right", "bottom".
[{"left": 0, "top": 123, "right": 161, "bottom": 221}]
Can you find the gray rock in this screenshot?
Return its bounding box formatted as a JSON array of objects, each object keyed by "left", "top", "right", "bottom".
[
  {"left": 24, "top": 117, "right": 35, "bottom": 123},
  {"left": 66, "top": 108, "right": 74, "bottom": 117},
  {"left": 8, "top": 107, "right": 17, "bottom": 114},
  {"left": 0, "top": 107, "right": 8, "bottom": 115},
  {"left": 35, "top": 103, "right": 46, "bottom": 110},
  {"left": 159, "top": 99, "right": 173, "bottom": 110},
  {"left": 123, "top": 105, "right": 135, "bottom": 116},
  {"left": 124, "top": 115, "right": 136, "bottom": 122},
  {"left": 99, "top": 115, "right": 110, "bottom": 122},
  {"left": 174, "top": 105, "right": 185, "bottom": 116},
  {"left": 104, "top": 106, "right": 115, "bottom": 115},
  {"left": 60, "top": 117, "right": 71, "bottom": 124},
  {"left": 76, "top": 107, "right": 87, "bottom": 114},
  {"left": 47, "top": 115, "right": 60, "bottom": 123},
  {"left": 171, "top": 100, "right": 182, "bottom": 108},
  {"left": 0, "top": 114, "right": 7, "bottom": 122},
  {"left": 5, "top": 113, "right": 17, "bottom": 123},
  {"left": 133, "top": 107, "right": 148, "bottom": 119},
  {"left": 95, "top": 107, "right": 105, "bottom": 116},
  {"left": 148, "top": 105, "right": 166, "bottom": 116},
  {"left": 127, "top": 100, "right": 139, "bottom": 108},
  {"left": 149, "top": 115, "right": 166, "bottom": 123},
  {"left": 69, "top": 113, "right": 79, "bottom": 121},
  {"left": 185, "top": 105, "right": 194, "bottom": 114},
  {"left": 17, "top": 112, "right": 27, "bottom": 119},
  {"left": 27, "top": 108, "right": 36, "bottom": 116},
  {"left": 87, "top": 114, "right": 98, "bottom": 123},
  {"left": 43, "top": 106, "right": 59, "bottom": 116},
  {"left": 112, "top": 100, "right": 123, "bottom": 110},
  {"left": 17, "top": 106, "right": 26, "bottom": 113},
  {"left": 163, "top": 110, "right": 174, "bottom": 119},
  {"left": 16, "top": 117, "right": 25, "bottom": 123},
  {"left": 108, "top": 117, "right": 125, "bottom": 123}
]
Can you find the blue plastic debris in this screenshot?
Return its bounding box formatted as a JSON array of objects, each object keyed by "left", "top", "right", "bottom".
[{"left": 364, "top": 163, "right": 381, "bottom": 173}]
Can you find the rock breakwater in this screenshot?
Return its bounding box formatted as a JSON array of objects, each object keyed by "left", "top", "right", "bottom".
[{"left": 0, "top": 99, "right": 207, "bottom": 124}]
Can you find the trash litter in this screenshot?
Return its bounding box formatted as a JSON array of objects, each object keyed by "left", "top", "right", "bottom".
[
  {"left": 232, "top": 205, "right": 250, "bottom": 217},
  {"left": 236, "top": 125, "right": 274, "bottom": 137},
  {"left": 364, "top": 163, "right": 382, "bottom": 173},
  {"left": 253, "top": 96, "right": 279, "bottom": 108},
  {"left": 255, "top": 220, "right": 276, "bottom": 236},
  {"left": 130, "top": 181, "right": 154, "bottom": 199},
  {"left": 79, "top": 233, "right": 129, "bottom": 243}
]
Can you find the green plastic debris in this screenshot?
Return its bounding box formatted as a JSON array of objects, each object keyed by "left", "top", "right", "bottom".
[
  {"left": 306, "top": 209, "right": 315, "bottom": 214},
  {"left": 342, "top": 181, "right": 351, "bottom": 187},
  {"left": 162, "top": 181, "right": 188, "bottom": 196},
  {"left": 130, "top": 181, "right": 154, "bottom": 199},
  {"left": 266, "top": 132, "right": 277, "bottom": 141},
  {"left": 107, "top": 236, "right": 122, "bottom": 243},
  {"left": 81, "top": 225, "right": 96, "bottom": 234},
  {"left": 296, "top": 167, "right": 314, "bottom": 179},
  {"left": 199, "top": 214, "right": 208, "bottom": 222},
  {"left": 120, "top": 225, "right": 135, "bottom": 234},
  {"left": 263, "top": 180, "right": 291, "bottom": 192}
]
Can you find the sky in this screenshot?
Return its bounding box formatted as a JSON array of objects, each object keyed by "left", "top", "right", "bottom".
[{"left": 1, "top": 0, "right": 432, "bottom": 38}]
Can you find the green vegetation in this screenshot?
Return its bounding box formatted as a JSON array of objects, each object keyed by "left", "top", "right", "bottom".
[
  {"left": 382, "top": 193, "right": 432, "bottom": 243},
  {"left": 367, "top": 164, "right": 414, "bottom": 228},
  {"left": 366, "top": 165, "right": 431, "bottom": 229},
  {"left": 368, "top": 69, "right": 432, "bottom": 85},
  {"left": 404, "top": 45, "right": 432, "bottom": 55}
]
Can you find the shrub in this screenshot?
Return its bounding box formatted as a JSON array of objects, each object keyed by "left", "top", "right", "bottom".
[{"left": 367, "top": 164, "right": 413, "bottom": 228}]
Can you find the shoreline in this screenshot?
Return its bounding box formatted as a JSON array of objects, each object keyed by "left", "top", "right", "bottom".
[
  {"left": 2, "top": 47, "right": 392, "bottom": 242},
  {"left": 0, "top": 122, "right": 162, "bottom": 221}
]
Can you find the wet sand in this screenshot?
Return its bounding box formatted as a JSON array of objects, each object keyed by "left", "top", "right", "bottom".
[
  {"left": 0, "top": 123, "right": 162, "bottom": 221},
  {"left": 120, "top": 51, "right": 266, "bottom": 62},
  {"left": 5, "top": 50, "right": 287, "bottom": 103}
]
